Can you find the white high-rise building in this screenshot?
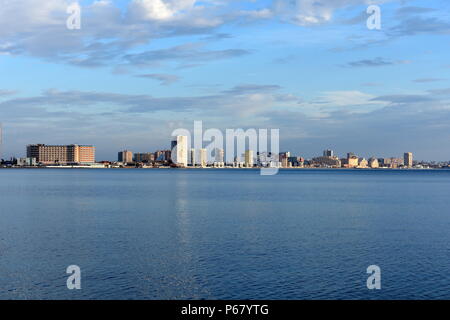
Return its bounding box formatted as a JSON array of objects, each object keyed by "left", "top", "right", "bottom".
[
  {"left": 190, "top": 148, "right": 196, "bottom": 166},
  {"left": 245, "top": 150, "right": 254, "bottom": 167},
  {"left": 200, "top": 148, "right": 207, "bottom": 167},
  {"left": 404, "top": 152, "right": 413, "bottom": 168},
  {"left": 215, "top": 148, "right": 224, "bottom": 163},
  {"left": 171, "top": 136, "right": 188, "bottom": 167}
]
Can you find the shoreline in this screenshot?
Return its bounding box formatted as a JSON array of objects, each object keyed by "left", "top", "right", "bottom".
[{"left": 0, "top": 166, "right": 448, "bottom": 170}]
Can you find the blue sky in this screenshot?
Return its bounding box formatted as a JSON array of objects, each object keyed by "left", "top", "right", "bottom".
[{"left": 1, "top": 0, "right": 450, "bottom": 160}]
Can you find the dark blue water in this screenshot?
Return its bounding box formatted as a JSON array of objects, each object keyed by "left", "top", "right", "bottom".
[{"left": 0, "top": 169, "right": 449, "bottom": 300}]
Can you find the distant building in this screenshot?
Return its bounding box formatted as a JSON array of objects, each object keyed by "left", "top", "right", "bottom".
[
  {"left": 288, "top": 156, "right": 303, "bottom": 167},
  {"left": 244, "top": 150, "right": 254, "bottom": 167},
  {"left": 1, "top": 158, "right": 17, "bottom": 166},
  {"left": 347, "top": 158, "right": 358, "bottom": 168},
  {"left": 378, "top": 158, "right": 387, "bottom": 167},
  {"left": 369, "top": 157, "right": 379, "bottom": 168},
  {"left": 312, "top": 156, "right": 341, "bottom": 167},
  {"left": 190, "top": 148, "right": 196, "bottom": 166},
  {"left": 27, "top": 144, "right": 95, "bottom": 165},
  {"left": 118, "top": 150, "right": 133, "bottom": 163},
  {"left": 134, "top": 152, "right": 155, "bottom": 163},
  {"left": 358, "top": 158, "right": 368, "bottom": 168},
  {"left": 342, "top": 153, "right": 359, "bottom": 168},
  {"left": 315, "top": 149, "right": 339, "bottom": 167},
  {"left": 323, "top": 149, "right": 334, "bottom": 157},
  {"left": 155, "top": 150, "right": 171, "bottom": 162},
  {"left": 215, "top": 148, "right": 224, "bottom": 163},
  {"left": 278, "top": 152, "right": 290, "bottom": 168},
  {"left": 17, "top": 157, "right": 37, "bottom": 166},
  {"left": 379, "top": 157, "right": 402, "bottom": 168},
  {"left": 389, "top": 157, "right": 404, "bottom": 168},
  {"left": 257, "top": 152, "right": 277, "bottom": 167},
  {"left": 279, "top": 152, "right": 291, "bottom": 160},
  {"left": 199, "top": 148, "right": 207, "bottom": 167},
  {"left": 171, "top": 136, "right": 188, "bottom": 166},
  {"left": 77, "top": 146, "right": 95, "bottom": 163},
  {"left": 404, "top": 152, "right": 413, "bottom": 167}
]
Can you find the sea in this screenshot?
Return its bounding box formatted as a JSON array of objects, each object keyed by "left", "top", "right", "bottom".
[{"left": 0, "top": 168, "right": 449, "bottom": 299}]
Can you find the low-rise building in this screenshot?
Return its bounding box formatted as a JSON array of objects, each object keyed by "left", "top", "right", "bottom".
[
  {"left": 358, "top": 158, "right": 368, "bottom": 168},
  {"left": 134, "top": 152, "right": 155, "bottom": 163},
  {"left": 342, "top": 154, "right": 359, "bottom": 168},
  {"left": 312, "top": 156, "right": 341, "bottom": 167},
  {"left": 17, "top": 157, "right": 37, "bottom": 166},
  {"left": 369, "top": 157, "right": 379, "bottom": 168}
]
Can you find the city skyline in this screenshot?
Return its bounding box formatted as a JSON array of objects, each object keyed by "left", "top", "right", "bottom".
[
  {"left": 1, "top": 1, "right": 450, "bottom": 161},
  {"left": 0, "top": 129, "right": 444, "bottom": 164},
  {"left": 3, "top": 140, "right": 435, "bottom": 169},
  {"left": 0, "top": 135, "right": 440, "bottom": 164}
]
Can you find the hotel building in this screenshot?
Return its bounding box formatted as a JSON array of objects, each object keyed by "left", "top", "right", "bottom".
[{"left": 26, "top": 144, "right": 95, "bottom": 165}]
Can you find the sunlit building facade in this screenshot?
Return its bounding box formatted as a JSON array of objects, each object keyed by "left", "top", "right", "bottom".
[
  {"left": 404, "top": 152, "right": 413, "bottom": 167},
  {"left": 118, "top": 150, "right": 133, "bottom": 163},
  {"left": 245, "top": 150, "right": 254, "bottom": 167},
  {"left": 171, "top": 136, "right": 188, "bottom": 167},
  {"left": 27, "top": 144, "right": 95, "bottom": 165}
]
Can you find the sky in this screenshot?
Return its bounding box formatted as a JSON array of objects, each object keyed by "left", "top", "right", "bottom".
[{"left": 0, "top": 0, "right": 450, "bottom": 161}]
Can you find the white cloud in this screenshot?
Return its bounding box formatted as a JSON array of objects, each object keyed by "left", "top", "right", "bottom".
[
  {"left": 299, "top": 90, "right": 387, "bottom": 116},
  {"left": 243, "top": 8, "right": 273, "bottom": 19},
  {"left": 130, "top": 0, "right": 179, "bottom": 20},
  {"left": 0, "top": 0, "right": 68, "bottom": 36},
  {"left": 273, "top": 0, "right": 386, "bottom": 26},
  {"left": 128, "top": 0, "right": 218, "bottom": 22},
  {"left": 0, "top": 0, "right": 231, "bottom": 67},
  {"left": 318, "top": 90, "right": 378, "bottom": 106}
]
